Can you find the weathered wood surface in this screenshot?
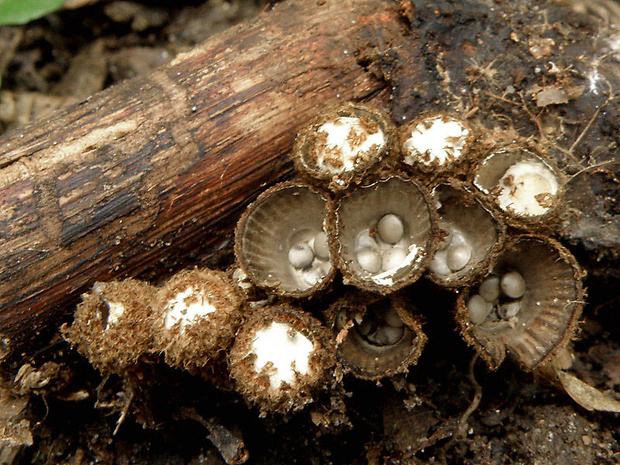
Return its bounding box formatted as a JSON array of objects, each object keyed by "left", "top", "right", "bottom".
[{"left": 0, "top": 0, "right": 407, "bottom": 360}]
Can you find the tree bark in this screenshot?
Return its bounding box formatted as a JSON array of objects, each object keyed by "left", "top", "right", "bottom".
[{"left": 0, "top": 0, "right": 407, "bottom": 361}]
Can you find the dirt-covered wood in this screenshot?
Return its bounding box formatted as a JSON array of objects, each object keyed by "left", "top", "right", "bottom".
[{"left": 0, "top": 0, "right": 404, "bottom": 360}]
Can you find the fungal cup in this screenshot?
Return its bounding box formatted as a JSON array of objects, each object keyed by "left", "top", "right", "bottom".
[
  {"left": 235, "top": 182, "right": 335, "bottom": 297},
  {"left": 334, "top": 177, "right": 435, "bottom": 293},
  {"left": 293, "top": 103, "right": 395, "bottom": 190},
  {"left": 399, "top": 113, "right": 474, "bottom": 175},
  {"left": 473, "top": 147, "right": 564, "bottom": 226},
  {"left": 152, "top": 268, "right": 243, "bottom": 372},
  {"left": 329, "top": 293, "right": 427, "bottom": 380},
  {"left": 228, "top": 304, "right": 335, "bottom": 413},
  {"left": 428, "top": 183, "right": 505, "bottom": 287},
  {"left": 456, "top": 235, "right": 584, "bottom": 370},
  {"left": 62, "top": 279, "right": 156, "bottom": 374}
]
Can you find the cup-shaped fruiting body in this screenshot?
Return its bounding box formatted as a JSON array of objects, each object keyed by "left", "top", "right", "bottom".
[
  {"left": 456, "top": 235, "right": 585, "bottom": 370},
  {"left": 428, "top": 183, "right": 506, "bottom": 287},
  {"left": 62, "top": 279, "right": 156, "bottom": 374},
  {"left": 292, "top": 103, "right": 395, "bottom": 191},
  {"left": 228, "top": 304, "right": 335, "bottom": 414},
  {"left": 334, "top": 177, "right": 436, "bottom": 293},
  {"left": 399, "top": 113, "right": 474, "bottom": 176},
  {"left": 235, "top": 181, "right": 335, "bottom": 298},
  {"left": 152, "top": 268, "right": 243, "bottom": 372},
  {"left": 472, "top": 146, "right": 564, "bottom": 227},
  {"left": 328, "top": 293, "right": 427, "bottom": 380}
]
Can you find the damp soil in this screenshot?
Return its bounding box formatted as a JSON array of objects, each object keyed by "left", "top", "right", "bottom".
[{"left": 1, "top": 0, "right": 620, "bottom": 464}]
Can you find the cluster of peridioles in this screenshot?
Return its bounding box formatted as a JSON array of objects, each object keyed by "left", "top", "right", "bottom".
[{"left": 64, "top": 102, "right": 585, "bottom": 417}]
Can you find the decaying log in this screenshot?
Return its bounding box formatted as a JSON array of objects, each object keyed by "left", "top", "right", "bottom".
[
  {"left": 0, "top": 0, "right": 408, "bottom": 362},
  {"left": 3, "top": 0, "right": 620, "bottom": 373}
]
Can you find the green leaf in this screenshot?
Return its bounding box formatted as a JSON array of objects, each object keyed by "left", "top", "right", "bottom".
[{"left": 0, "top": 0, "right": 65, "bottom": 26}]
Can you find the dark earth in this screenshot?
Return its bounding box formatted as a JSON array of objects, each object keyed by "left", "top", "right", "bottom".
[{"left": 0, "top": 0, "right": 619, "bottom": 463}]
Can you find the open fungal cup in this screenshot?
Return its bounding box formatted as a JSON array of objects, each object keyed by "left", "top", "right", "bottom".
[
  {"left": 334, "top": 177, "right": 435, "bottom": 293},
  {"left": 152, "top": 268, "right": 243, "bottom": 372},
  {"left": 293, "top": 103, "right": 395, "bottom": 190},
  {"left": 428, "top": 183, "right": 505, "bottom": 287},
  {"left": 456, "top": 235, "right": 584, "bottom": 370},
  {"left": 473, "top": 147, "right": 564, "bottom": 225},
  {"left": 329, "top": 294, "right": 427, "bottom": 380},
  {"left": 228, "top": 304, "right": 335, "bottom": 413},
  {"left": 399, "top": 113, "right": 473, "bottom": 173},
  {"left": 62, "top": 279, "right": 156, "bottom": 374},
  {"left": 235, "top": 182, "right": 335, "bottom": 298}
]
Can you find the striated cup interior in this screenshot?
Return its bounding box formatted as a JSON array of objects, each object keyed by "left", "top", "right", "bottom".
[
  {"left": 429, "top": 184, "right": 503, "bottom": 286},
  {"left": 331, "top": 295, "right": 426, "bottom": 379},
  {"left": 236, "top": 183, "right": 333, "bottom": 297},
  {"left": 459, "top": 236, "right": 583, "bottom": 369},
  {"left": 336, "top": 177, "right": 434, "bottom": 292}
]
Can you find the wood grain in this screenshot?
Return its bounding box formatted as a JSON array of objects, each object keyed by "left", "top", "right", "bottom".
[{"left": 0, "top": 0, "right": 409, "bottom": 361}]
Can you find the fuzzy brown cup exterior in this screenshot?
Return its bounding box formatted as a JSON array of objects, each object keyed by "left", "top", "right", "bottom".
[
  {"left": 228, "top": 304, "right": 336, "bottom": 414},
  {"left": 333, "top": 176, "right": 437, "bottom": 294},
  {"left": 235, "top": 181, "right": 336, "bottom": 298},
  {"left": 455, "top": 235, "right": 585, "bottom": 370},
  {"left": 227, "top": 264, "right": 267, "bottom": 305},
  {"left": 62, "top": 279, "right": 156, "bottom": 374},
  {"left": 292, "top": 103, "right": 396, "bottom": 191},
  {"left": 427, "top": 181, "right": 506, "bottom": 288},
  {"left": 471, "top": 144, "right": 565, "bottom": 229},
  {"left": 398, "top": 112, "right": 475, "bottom": 179},
  {"left": 328, "top": 292, "right": 427, "bottom": 380},
  {"left": 152, "top": 268, "right": 243, "bottom": 373}
]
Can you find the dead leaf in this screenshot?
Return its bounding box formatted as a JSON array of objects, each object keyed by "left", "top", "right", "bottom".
[
  {"left": 557, "top": 369, "right": 620, "bottom": 413},
  {"left": 535, "top": 86, "right": 569, "bottom": 107}
]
